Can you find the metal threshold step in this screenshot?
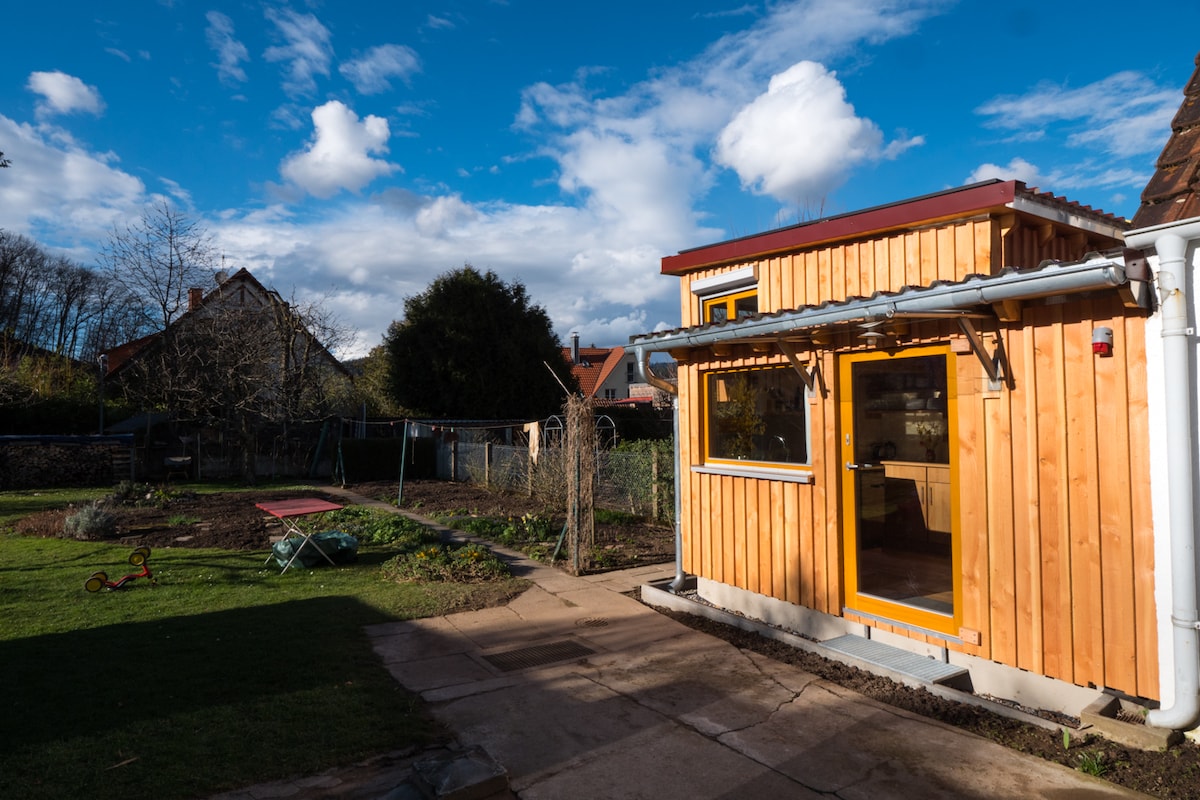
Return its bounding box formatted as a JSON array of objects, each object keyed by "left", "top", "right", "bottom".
[{"left": 821, "top": 634, "right": 968, "bottom": 685}]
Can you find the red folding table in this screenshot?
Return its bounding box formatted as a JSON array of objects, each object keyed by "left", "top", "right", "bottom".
[{"left": 256, "top": 498, "right": 344, "bottom": 573}]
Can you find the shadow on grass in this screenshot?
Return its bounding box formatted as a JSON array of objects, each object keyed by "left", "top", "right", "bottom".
[{"left": 1, "top": 596, "right": 435, "bottom": 799}]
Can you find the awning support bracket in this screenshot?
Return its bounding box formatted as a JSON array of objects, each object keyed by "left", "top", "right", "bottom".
[
  {"left": 956, "top": 317, "right": 1011, "bottom": 389},
  {"left": 777, "top": 338, "right": 827, "bottom": 397}
]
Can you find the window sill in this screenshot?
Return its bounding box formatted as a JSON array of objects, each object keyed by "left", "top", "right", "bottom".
[{"left": 692, "top": 463, "right": 814, "bottom": 484}]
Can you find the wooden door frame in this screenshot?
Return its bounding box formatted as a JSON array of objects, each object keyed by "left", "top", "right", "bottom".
[{"left": 839, "top": 344, "right": 962, "bottom": 637}]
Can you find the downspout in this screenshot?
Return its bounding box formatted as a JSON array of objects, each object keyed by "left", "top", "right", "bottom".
[
  {"left": 1127, "top": 223, "right": 1200, "bottom": 730},
  {"left": 635, "top": 346, "right": 686, "bottom": 591}
]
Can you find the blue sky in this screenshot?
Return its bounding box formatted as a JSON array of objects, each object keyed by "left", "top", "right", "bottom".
[{"left": 2, "top": 1, "right": 1197, "bottom": 358}]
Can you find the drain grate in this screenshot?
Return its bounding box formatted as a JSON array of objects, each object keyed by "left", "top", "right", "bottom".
[
  {"left": 575, "top": 617, "right": 610, "bottom": 628},
  {"left": 482, "top": 640, "right": 596, "bottom": 672}
]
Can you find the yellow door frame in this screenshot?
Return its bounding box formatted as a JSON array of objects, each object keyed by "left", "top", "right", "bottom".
[{"left": 838, "top": 344, "right": 962, "bottom": 637}]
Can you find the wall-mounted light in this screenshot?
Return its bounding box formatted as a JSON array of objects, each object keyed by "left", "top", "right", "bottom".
[{"left": 1092, "top": 326, "right": 1114, "bottom": 357}]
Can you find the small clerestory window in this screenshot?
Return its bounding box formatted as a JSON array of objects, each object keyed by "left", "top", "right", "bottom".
[{"left": 691, "top": 265, "right": 758, "bottom": 324}]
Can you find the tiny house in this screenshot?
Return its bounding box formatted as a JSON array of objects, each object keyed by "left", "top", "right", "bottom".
[
  {"left": 632, "top": 178, "right": 1167, "bottom": 717},
  {"left": 633, "top": 54, "right": 1200, "bottom": 730}
]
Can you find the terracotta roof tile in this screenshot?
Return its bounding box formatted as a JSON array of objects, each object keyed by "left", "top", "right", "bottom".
[
  {"left": 560, "top": 345, "right": 625, "bottom": 398},
  {"left": 1132, "top": 52, "right": 1200, "bottom": 228},
  {"left": 1160, "top": 125, "right": 1200, "bottom": 166}
]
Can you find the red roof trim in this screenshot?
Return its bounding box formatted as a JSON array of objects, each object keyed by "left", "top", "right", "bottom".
[{"left": 662, "top": 179, "right": 1124, "bottom": 275}]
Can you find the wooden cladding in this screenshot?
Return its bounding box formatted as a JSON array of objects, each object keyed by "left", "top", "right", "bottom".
[
  {"left": 681, "top": 214, "right": 1117, "bottom": 328},
  {"left": 674, "top": 212, "right": 1155, "bottom": 701}
]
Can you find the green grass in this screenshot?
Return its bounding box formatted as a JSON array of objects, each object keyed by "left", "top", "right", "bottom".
[
  {"left": 0, "top": 487, "right": 110, "bottom": 527},
  {"left": 0, "top": 492, "right": 529, "bottom": 800}
]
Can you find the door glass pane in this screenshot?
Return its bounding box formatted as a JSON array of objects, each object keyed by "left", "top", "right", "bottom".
[{"left": 851, "top": 354, "right": 953, "bottom": 616}]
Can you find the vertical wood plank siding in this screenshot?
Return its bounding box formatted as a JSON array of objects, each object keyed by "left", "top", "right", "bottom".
[{"left": 675, "top": 218, "right": 1157, "bottom": 700}]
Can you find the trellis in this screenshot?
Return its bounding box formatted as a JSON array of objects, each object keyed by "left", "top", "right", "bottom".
[{"left": 562, "top": 394, "right": 595, "bottom": 575}]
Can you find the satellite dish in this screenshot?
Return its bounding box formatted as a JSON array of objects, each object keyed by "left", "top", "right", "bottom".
[{"left": 215, "top": 270, "right": 228, "bottom": 284}]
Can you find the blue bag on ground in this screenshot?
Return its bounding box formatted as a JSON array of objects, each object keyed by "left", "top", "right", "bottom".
[{"left": 272, "top": 530, "right": 359, "bottom": 568}]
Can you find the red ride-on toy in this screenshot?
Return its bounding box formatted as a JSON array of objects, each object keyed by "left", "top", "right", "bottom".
[{"left": 85, "top": 547, "right": 156, "bottom": 592}]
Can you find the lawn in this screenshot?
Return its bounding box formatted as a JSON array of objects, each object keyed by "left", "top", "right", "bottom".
[{"left": 0, "top": 486, "right": 528, "bottom": 800}]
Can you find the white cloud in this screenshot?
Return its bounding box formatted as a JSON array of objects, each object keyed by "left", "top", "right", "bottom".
[
  {"left": 280, "top": 101, "right": 399, "bottom": 198},
  {"left": 264, "top": 8, "right": 333, "bottom": 97},
  {"left": 206, "top": 11, "right": 250, "bottom": 86},
  {"left": 715, "top": 61, "right": 885, "bottom": 204},
  {"left": 339, "top": 44, "right": 421, "bottom": 94},
  {"left": 965, "top": 157, "right": 1044, "bottom": 186},
  {"left": 517, "top": 0, "right": 944, "bottom": 241},
  {"left": 977, "top": 71, "right": 1178, "bottom": 158},
  {"left": 27, "top": 71, "right": 106, "bottom": 118},
  {"left": 0, "top": 115, "right": 144, "bottom": 248}
]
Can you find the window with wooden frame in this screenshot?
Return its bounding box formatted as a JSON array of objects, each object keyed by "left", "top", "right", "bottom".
[
  {"left": 704, "top": 365, "right": 809, "bottom": 467},
  {"left": 690, "top": 265, "right": 758, "bottom": 324},
  {"left": 702, "top": 288, "right": 758, "bottom": 323}
]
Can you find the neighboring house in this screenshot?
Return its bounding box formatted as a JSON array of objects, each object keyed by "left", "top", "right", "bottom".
[
  {"left": 103, "top": 267, "right": 349, "bottom": 478},
  {"left": 561, "top": 333, "right": 644, "bottom": 404},
  {"left": 103, "top": 268, "right": 344, "bottom": 381},
  {"left": 628, "top": 54, "right": 1200, "bottom": 733}
]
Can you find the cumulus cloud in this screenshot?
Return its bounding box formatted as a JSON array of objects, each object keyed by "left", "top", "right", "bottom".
[
  {"left": 280, "top": 101, "right": 399, "bottom": 198},
  {"left": 965, "top": 157, "right": 1044, "bottom": 186},
  {"left": 27, "top": 71, "right": 105, "bottom": 118},
  {"left": 518, "top": 0, "right": 944, "bottom": 239},
  {"left": 339, "top": 44, "right": 421, "bottom": 94},
  {"left": 264, "top": 8, "right": 333, "bottom": 97},
  {"left": 206, "top": 11, "right": 250, "bottom": 86},
  {"left": 715, "top": 61, "right": 885, "bottom": 204}
]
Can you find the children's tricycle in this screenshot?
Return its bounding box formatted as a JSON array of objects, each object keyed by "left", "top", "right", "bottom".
[{"left": 85, "top": 547, "right": 156, "bottom": 592}]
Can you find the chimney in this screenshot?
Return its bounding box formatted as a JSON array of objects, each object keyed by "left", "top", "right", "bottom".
[
  {"left": 188, "top": 287, "right": 203, "bottom": 311},
  {"left": 571, "top": 332, "right": 580, "bottom": 364}
]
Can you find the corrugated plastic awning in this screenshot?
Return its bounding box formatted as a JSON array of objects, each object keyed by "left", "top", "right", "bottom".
[{"left": 630, "top": 252, "right": 1131, "bottom": 355}]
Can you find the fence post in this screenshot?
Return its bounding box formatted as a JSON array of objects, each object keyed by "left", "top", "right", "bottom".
[{"left": 484, "top": 442, "right": 492, "bottom": 488}]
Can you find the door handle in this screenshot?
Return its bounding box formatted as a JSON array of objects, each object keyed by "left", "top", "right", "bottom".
[{"left": 846, "top": 462, "right": 875, "bottom": 470}]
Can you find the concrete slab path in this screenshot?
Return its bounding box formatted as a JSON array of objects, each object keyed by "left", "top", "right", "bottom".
[
  {"left": 215, "top": 488, "right": 1151, "bottom": 799},
  {"left": 367, "top": 555, "right": 1148, "bottom": 799}
]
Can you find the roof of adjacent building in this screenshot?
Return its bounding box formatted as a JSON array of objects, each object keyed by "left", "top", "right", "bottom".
[
  {"left": 1131, "top": 52, "right": 1200, "bottom": 229},
  {"left": 662, "top": 179, "right": 1128, "bottom": 275},
  {"left": 560, "top": 345, "right": 626, "bottom": 398},
  {"left": 103, "top": 267, "right": 346, "bottom": 377}
]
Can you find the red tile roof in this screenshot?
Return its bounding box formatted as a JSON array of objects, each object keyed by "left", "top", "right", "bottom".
[
  {"left": 561, "top": 345, "right": 625, "bottom": 398},
  {"left": 1132, "top": 52, "right": 1200, "bottom": 228}
]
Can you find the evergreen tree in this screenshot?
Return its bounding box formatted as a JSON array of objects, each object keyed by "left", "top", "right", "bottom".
[{"left": 384, "top": 265, "right": 575, "bottom": 419}]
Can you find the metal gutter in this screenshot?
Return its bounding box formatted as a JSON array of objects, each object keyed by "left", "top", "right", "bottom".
[{"left": 633, "top": 254, "right": 1128, "bottom": 353}]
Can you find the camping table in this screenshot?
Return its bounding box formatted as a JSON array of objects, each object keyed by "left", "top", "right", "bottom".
[{"left": 256, "top": 498, "right": 344, "bottom": 573}]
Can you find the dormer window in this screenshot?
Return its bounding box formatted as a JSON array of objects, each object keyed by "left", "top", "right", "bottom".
[{"left": 690, "top": 265, "right": 758, "bottom": 323}]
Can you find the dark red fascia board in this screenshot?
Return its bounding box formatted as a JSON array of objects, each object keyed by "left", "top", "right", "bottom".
[{"left": 662, "top": 180, "right": 1024, "bottom": 275}]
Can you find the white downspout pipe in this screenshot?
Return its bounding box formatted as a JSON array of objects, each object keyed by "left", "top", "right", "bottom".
[
  {"left": 1127, "top": 223, "right": 1200, "bottom": 730},
  {"left": 634, "top": 347, "right": 686, "bottom": 591}
]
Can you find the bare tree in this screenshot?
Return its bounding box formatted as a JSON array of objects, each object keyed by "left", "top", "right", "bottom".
[{"left": 100, "top": 201, "right": 216, "bottom": 334}]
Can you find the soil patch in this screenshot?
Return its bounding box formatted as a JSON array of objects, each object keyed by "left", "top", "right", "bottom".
[{"left": 13, "top": 479, "right": 675, "bottom": 572}]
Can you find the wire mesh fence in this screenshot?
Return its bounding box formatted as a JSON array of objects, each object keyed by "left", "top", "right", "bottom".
[{"left": 433, "top": 438, "right": 674, "bottom": 524}]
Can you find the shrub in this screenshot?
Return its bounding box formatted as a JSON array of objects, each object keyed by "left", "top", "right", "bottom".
[
  {"left": 63, "top": 504, "right": 117, "bottom": 540},
  {"left": 324, "top": 507, "right": 440, "bottom": 547},
  {"left": 382, "top": 541, "right": 509, "bottom": 583}
]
